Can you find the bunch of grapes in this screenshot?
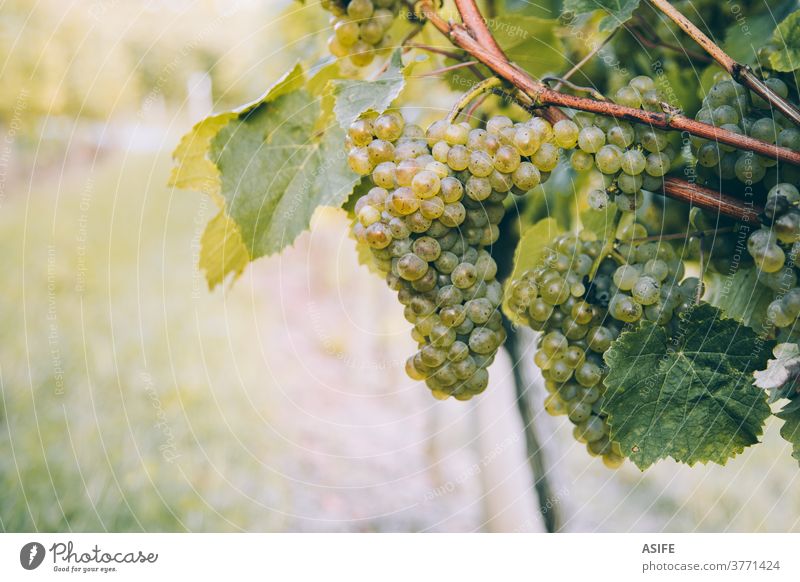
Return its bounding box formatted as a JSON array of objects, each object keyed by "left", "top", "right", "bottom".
[
  {"left": 692, "top": 73, "right": 800, "bottom": 189},
  {"left": 506, "top": 218, "right": 696, "bottom": 466},
  {"left": 506, "top": 232, "right": 625, "bottom": 468},
  {"left": 749, "top": 183, "right": 800, "bottom": 332},
  {"left": 348, "top": 111, "right": 558, "bottom": 399},
  {"left": 321, "top": 0, "right": 403, "bottom": 67}
]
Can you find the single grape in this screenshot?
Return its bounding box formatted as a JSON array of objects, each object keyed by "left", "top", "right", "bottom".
[
  {"left": 553, "top": 119, "right": 579, "bottom": 149},
  {"left": 577, "top": 126, "right": 606, "bottom": 153},
  {"left": 595, "top": 145, "right": 623, "bottom": 174}
]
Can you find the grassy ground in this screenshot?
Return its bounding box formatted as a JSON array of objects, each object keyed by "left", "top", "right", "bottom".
[
  {"left": 1, "top": 146, "right": 799, "bottom": 532},
  {"left": 0, "top": 150, "right": 293, "bottom": 531}
]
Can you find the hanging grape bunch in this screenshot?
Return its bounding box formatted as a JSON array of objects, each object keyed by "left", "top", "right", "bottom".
[
  {"left": 505, "top": 219, "right": 697, "bottom": 467},
  {"left": 321, "top": 0, "right": 403, "bottom": 67},
  {"left": 347, "top": 111, "right": 562, "bottom": 399}
]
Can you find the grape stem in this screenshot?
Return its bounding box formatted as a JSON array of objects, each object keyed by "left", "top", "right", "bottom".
[
  {"left": 416, "top": 0, "right": 800, "bottom": 166},
  {"left": 631, "top": 225, "right": 737, "bottom": 243},
  {"left": 502, "top": 316, "right": 562, "bottom": 533},
  {"left": 446, "top": 76, "right": 503, "bottom": 123},
  {"left": 404, "top": 43, "right": 465, "bottom": 60},
  {"left": 590, "top": 234, "right": 620, "bottom": 280},
  {"left": 611, "top": 250, "right": 629, "bottom": 265},
  {"left": 646, "top": 0, "right": 800, "bottom": 127},
  {"left": 453, "top": 0, "right": 508, "bottom": 61},
  {"left": 542, "top": 77, "right": 609, "bottom": 102},
  {"left": 464, "top": 92, "right": 490, "bottom": 121},
  {"left": 660, "top": 177, "right": 763, "bottom": 222},
  {"left": 417, "top": 60, "right": 479, "bottom": 77}
]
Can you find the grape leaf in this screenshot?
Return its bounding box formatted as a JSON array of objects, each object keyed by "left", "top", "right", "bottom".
[
  {"left": 211, "top": 94, "right": 357, "bottom": 260},
  {"left": 169, "top": 110, "right": 242, "bottom": 288},
  {"left": 720, "top": 0, "right": 795, "bottom": 66},
  {"left": 603, "top": 303, "right": 774, "bottom": 469},
  {"left": 199, "top": 211, "right": 250, "bottom": 289},
  {"left": 581, "top": 202, "right": 618, "bottom": 241},
  {"left": 171, "top": 63, "right": 360, "bottom": 289},
  {"left": 341, "top": 176, "right": 374, "bottom": 217},
  {"left": 704, "top": 265, "right": 774, "bottom": 332},
  {"left": 754, "top": 343, "right": 800, "bottom": 401},
  {"left": 331, "top": 49, "right": 408, "bottom": 128},
  {"left": 771, "top": 10, "right": 800, "bottom": 72},
  {"left": 563, "top": 0, "right": 641, "bottom": 32},
  {"left": 502, "top": 217, "right": 563, "bottom": 324},
  {"left": 776, "top": 397, "right": 800, "bottom": 466},
  {"left": 492, "top": 17, "right": 566, "bottom": 78},
  {"left": 169, "top": 113, "right": 236, "bottom": 200}
]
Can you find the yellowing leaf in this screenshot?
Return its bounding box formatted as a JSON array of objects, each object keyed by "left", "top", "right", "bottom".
[
  {"left": 169, "top": 113, "right": 235, "bottom": 203},
  {"left": 170, "top": 63, "right": 359, "bottom": 290},
  {"left": 200, "top": 211, "right": 250, "bottom": 290}
]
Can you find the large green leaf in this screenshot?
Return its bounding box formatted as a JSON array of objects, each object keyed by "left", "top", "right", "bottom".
[
  {"left": 331, "top": 49, "right": 409, "bottom": 128},
  {"left": 171, "top": 63, "right": 360, "bottom": 289},
  {"left": 776, "top": 397, "right": 800, "bottom": 466},
  {"left": 211, "top": 92, "right": 357, "bottom": 259},
  {"left": 705, "top": 265, "right": 774, "bottom": 331},
  {"left": 492, "top": 17, "right": 566, "bottom": 78},
  {"left": 563, "top": 0, "right": 640, "bottom": 32},
  {"left": 771, "top": 9, "right": 800, "bottom": 72},
  {"left": 603, "top": 303, "right": 773, "bottom": 469}
]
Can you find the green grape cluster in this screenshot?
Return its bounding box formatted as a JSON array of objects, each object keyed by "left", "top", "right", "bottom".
[
  {"left": 751, "top": 183, "right": 800, "bottom": 331},
  {"left": 556, "top": 76, "right": 677, "bottom": 210},
  {"left": 321, "top": 0, "right": 402, "bottom": 67},
  {"left": 348, "top": 111, "right": 554, "bottom": 399},
  {"left": 607, "top": 233, "right": 697, "bottom": 329},
  {"left": 506, "top": 218, "right": 695, "bottom": 467},
  {"left": 747, "top": 183, "right": 800, "bottom": 275},
  {"left": 506, "top": 232, "right": 625, "bottom": 468},
  {"left": 691, "top": 73, "right": 800, "bottom": 188}
]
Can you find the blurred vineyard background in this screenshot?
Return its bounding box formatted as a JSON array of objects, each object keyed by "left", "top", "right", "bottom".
[{"left": 1, "top": 0, "right": 799, "bottom": 533}]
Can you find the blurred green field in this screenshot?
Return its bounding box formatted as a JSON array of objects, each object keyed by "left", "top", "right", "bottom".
[{"left": 0, "top": 151, "right": 291, "bottom": 531}]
